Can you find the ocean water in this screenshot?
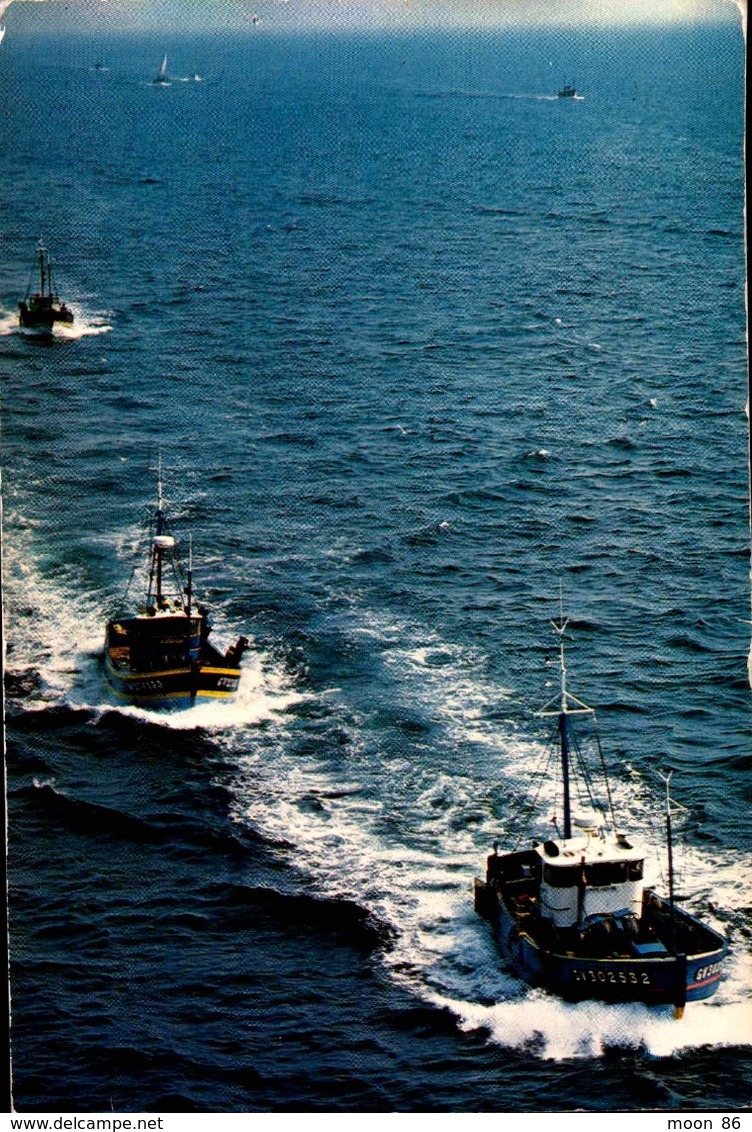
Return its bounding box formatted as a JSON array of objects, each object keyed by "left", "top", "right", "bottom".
[{"left": 2, "top": 17, "right": 750, "bottom": 1113}]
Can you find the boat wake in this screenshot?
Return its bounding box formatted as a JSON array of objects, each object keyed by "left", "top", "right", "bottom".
[
  {"left": 435, "top": 959, "right": 751, "bottom": 1059},
  {"left": 231, "top": 745, "right": 751, "bottom": 1058},
  {"left": 5, "top": 510, "right": 748, "bottom": 1056},
  {"left": 144, "top": 75, "right": 203, "bottom": 88},
  {"left": 48, "top": 311, "right": 113, "bottom": 339},
  {"left": 227, "top": 605, "right": 751, "bottom": 1062},
  {"left": 0, "top": 307, "right": 113, "bottom": 338},
  {"left": 421, "top": 89, "right": 564, "bottom": 103},
  {"left": 96, "top": 648, "right": 301, "bottom": 731},
  {"left": 230, "top": 737, "right": 751, "bottom": 1059}
]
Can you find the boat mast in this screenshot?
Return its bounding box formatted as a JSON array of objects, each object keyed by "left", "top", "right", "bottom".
[
  {"left": 660, "top": 771, "right": 677, "bottom": 954},
  {"left": 147, "top": 452, "right": 168, "bottom": 606},
  {"left": 660, "top": 770, "right": 689, "bottom": 1017},
  {"left": 185, "top": 533, "right": 196, "bottom": 684},
  {"left": 186, "top": 534, "right": 193, "bottom": 620},
  {"left": 556, "top": 619, "right": 573, "bottom": 840},
  {"left": 155, "top": 452, "right": 166, "bottom": 534},
  {"left": 559, "top": 725, "right": 572, "bottom": 837},
  {"left": 155, "top": 453, "right": 165, "bottom": 601},
  {"left": 38, "top": 242, "right": 46, "bottom": 296},
  {"left": 538, "top": 592, "right": 595, "bottom": 841}
]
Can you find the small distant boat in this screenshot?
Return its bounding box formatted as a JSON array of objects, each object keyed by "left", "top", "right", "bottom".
[
  {"left": 93, "top": 61, "right": 108, "bottom": 72},
  {"left": 103, "top": 465, "right": 249, "bottom": 710},
  {"left": 18, "top": 241, "right": 74, "bottom": 331},
  {"left": 0, "top": 26, "right": 6, "bottom": 46},
  {"left": 152, "top": 54, "right": 170, "bottom": 85},
  {"left": 474, "top": 612, "right": 728, "bottom": 1014},
  {"left": 557, "top": 83, "right": 578, "bottom": 99}
]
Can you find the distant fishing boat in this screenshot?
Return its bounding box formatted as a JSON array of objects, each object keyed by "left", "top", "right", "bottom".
[
  {"left": 18, "top": 240, "right": 74, "bottom": 331},
  {"left": 152, "top": 54, "right": 170, "bottom": 85},
  {"left": 557, "top": 83, "right": 578, "bottom": 99},
  {"left": 474, "top": 612, "right": 728, "bottom": 1015},
  {"left": 103, "top": 465, "right": 249, "bottom": 709}
]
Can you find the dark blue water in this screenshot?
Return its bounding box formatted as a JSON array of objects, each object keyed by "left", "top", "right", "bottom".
[{"left": 2, "top": 16, "right": 750, "bottom": 1112}]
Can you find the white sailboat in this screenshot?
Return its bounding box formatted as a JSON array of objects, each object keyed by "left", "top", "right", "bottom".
[{"left": 153, "top": 53, "right": 169, "bottom": 85}]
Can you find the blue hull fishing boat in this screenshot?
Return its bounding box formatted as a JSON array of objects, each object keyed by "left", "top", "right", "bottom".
[
  {"left": 475, "top": 613, "right": 727, "bottom": 1015},
  {"left": 104, "top": 466, "right": 248, "bottom": 709}
]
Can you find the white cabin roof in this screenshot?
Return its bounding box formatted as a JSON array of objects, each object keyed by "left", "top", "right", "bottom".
[
  {"left": 534, "top": 832, "right": 644, "bottom": 867},
  {"left": 135, "top": 605, "right": 189, "bottom": 619}
]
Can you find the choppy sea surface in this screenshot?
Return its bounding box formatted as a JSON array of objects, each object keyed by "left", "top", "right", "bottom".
[{"left": 2, "top": 18, "right": 750, "bottom": 1113}]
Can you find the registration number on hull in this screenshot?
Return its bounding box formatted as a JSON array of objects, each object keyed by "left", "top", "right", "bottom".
[
  {"left": 571, "top": 968, "right": 651, "bottom": 986},
  {"left": 693, "top": 961, "right": 722, "bottom": 982},
  {"left": 216, "top": 677, "right": 238, "bottom": 689}
]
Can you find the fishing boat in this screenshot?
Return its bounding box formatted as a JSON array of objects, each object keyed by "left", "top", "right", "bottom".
[
  {"left": 474, "top": 614, "right": 727, "bottom": 1014},
  {"left": 103, "top": 468, "right": 248, "bottom": 709},
  {"left": 557, "top": 83, "right": 577, "bottom": 99},
  {"left": 18, "top": 241, "right": 74, "bottom": 331},
  {"left": 152, "top": 54, "right": 170, "bottom": 85}
]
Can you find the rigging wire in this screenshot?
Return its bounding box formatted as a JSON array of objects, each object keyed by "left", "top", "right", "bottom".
[
  {"left": 511, "top": 732, "right": 558, "bottom": 848},
  {"left": 593, "top": 713, "right": 617, "bottom": 828},
  {"left": 119, "top": 507, "right": 152, "bottom": 608},
  {"left": 567, "top": 723, "right": 600, "bottom": 815}
]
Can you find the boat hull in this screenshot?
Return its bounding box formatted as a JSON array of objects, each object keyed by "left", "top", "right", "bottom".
[
  {"left": 19, "top": 299, "right": 74, "bottom": 329},
  {"left": 477, "top": 879, "right": 727, "bottom": 1006},
  {"left": 103, "top": 617, "right": 246, "bottom": 709},
  {"left": 103, "top": 656, "right": 242, "bottom": 708}
]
